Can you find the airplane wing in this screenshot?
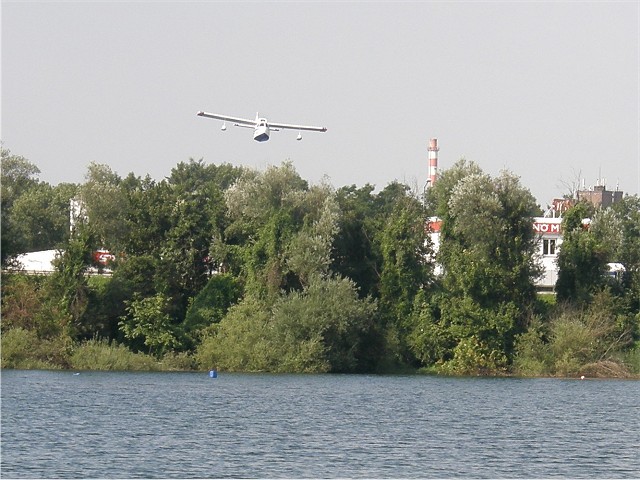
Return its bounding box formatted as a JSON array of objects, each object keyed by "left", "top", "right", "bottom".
[
  {"left": 267, "top": 121, "right": 327, "bottom": 132},
  {"left": 196, "top": 111, "right": 256, "bottom": 126}
]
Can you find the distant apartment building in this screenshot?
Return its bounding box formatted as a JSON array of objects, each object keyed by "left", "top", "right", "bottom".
[{"left": 577, "top": 182, "right": 623, "bottom": 209}]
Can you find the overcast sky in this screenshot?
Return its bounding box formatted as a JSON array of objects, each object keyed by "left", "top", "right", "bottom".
[{"left": 2, "top": 1, "right": 639, "bottom": 206}]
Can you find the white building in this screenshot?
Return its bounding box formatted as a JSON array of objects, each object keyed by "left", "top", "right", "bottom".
[
  {"left": 532, "top": 217, "right": 563, "bottom": 289},
  {"left": 426, "top": 216, "right": 566, "bottom": 291}
]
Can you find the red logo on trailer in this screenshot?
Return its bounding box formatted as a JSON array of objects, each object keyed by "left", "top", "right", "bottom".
[{"left": 93, "top": 250, "right": 115, "bottom": 265}]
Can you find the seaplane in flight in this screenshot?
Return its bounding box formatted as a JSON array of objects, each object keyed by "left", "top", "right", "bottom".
[{"left": 196, "top": 110, "right": 327, "bottom": 142}]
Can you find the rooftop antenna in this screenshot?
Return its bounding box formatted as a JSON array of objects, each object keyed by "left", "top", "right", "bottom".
[{"left": 598, "top": 167, "right": 602, "bottom": 187}]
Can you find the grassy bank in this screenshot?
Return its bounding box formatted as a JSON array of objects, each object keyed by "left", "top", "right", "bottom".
[{"left": 0, "top": 331, "right": 196, "bottom": 372}]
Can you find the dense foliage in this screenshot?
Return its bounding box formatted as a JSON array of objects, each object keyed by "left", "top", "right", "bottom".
[{"left": 2, "top": 146, "right": 639, "bottom": 376}]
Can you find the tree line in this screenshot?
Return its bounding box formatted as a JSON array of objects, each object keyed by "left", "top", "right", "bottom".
[{"left": 2, "top": 146, "right": 639, "bottom": 376}]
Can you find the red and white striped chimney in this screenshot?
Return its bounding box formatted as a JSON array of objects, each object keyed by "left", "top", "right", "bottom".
[{"left": 428, "top": 138, "right": 439, "bottom": 187}]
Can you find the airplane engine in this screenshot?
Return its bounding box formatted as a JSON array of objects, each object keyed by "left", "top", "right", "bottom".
[{"left": 253, "top": 125, "right": 270, "bottom": 142}]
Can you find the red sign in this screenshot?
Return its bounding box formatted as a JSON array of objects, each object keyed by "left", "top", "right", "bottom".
[
  {"left": 533, "top": 222, "right": 561, "bottom": 234},
  {"left": 426, "top": 220, "right": 442, "bottom": 233}
]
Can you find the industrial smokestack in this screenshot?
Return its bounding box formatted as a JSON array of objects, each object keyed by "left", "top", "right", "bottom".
[{"left": 428, "top": 138, "right": 439, "bottom": 187}]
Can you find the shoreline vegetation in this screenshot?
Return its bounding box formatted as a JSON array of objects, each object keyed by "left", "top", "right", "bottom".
[
  {"left": 2, "top": 150, "right": 639, "bottom": 379},
  {"left": 2, "top": 337, "right": 639, "bottom": 380},
  {"left": 0, "top": 278, "right": 640, "bottom": 380}
]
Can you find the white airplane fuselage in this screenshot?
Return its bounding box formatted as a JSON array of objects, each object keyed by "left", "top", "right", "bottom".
[{"left": 253, "top": 124, "right": 270, "bottom": 142}]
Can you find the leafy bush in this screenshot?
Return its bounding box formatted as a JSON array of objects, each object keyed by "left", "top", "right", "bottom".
[
  {"left": 512, "top": 291, "right": 638, "bottom": 377},
  {"left": 512, "top": 320, "right": 551, "bottom": 376},
  {"left": 69, "top": 337, "right": 159, "bottom": 371},
  {"left": 437, "top": 335, "right": 508, "bottom": 376},
  {"left": 2, "top": 328, "right": 44, "bottom": 369},
  {"left": 159, "top": 350, "right": 198, "bottom": 371},
  {"left": 1, "top": 274, "right": 69, "bottom": 338},
  {"left": 270, "top": 275, "right": 377, "bottom": 372},
  {"left": 1, "top": 328, "right": 72, "bottom": 369},
  {"left": 196, "top": 276, "right": 377, "bottom": 373},
  {"left": 195, "top": 296, "right": 274, "bottom": 372}
]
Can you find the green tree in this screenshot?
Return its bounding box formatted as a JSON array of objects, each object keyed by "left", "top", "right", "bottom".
[
  {"left": 610, "top": 196, "right": 640, "bottom": 276},
  {"left": 556, "top": 201, "right": 606, "bottom": 304},
  {"left": 331, "top": 184, "right": 381, "bottom": 298},
  {"left": 439, "top": 171, "right": 540, "bottom": 308},
  {"left": 196, "top": 162, "right": 393, "bottom": 372},
  {"left": 164, "top": 160, "right": 241, "bottom": 294},
  {"left": 76, "top": 162, "right": 129, "bottom": 252},
  {"left": 1, "top": 147, "right": 41, "bottom": 263},
  {"left": 223, "top": 162, "right": 308, "bottom": 245},
  {"left": 8, "top": 182, "right": 76, "bottom": 253},
  {"left": 591, "top": 195, "right": 640, "bottom": 309},
  {"left": 222, "top": 162, "right": 334, "bottom": 299},
  {"left": 415, "top": 162, "right": 541, "bottom": 371},
  {"left": 379, "top": 195, "right": 431, "bottom": 321},
  {"left": 48, "top": 223, "right": 99, "bottom": 339},
  {"left": 119, "top": 293, "right": 179, "bottom": 356},
  {"left": 332, "top": 181, "right": 426, "bottom": 301},
  {"left": 194, "top": 296, "right": 273, "bottom": 372},
  {"left": 105, "top": 159, "right": 242, "bottom": 342},
  {"left": 81, "top": 275, "right": 131, "bottom": 341},
  {"left": 426, "top": 158, "right": 484, "bottom": 219},
  {"left": 285, "top": 193, "right": 340, "bottom": 287},
  {"left": 119, "top": 174, "right": 172, "bottom": 256},
  {"left": 379, "top": 193, "right": 433, "bottom": 366}
]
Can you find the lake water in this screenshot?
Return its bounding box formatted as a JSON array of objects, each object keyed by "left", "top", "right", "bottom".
[{"left": 1, "top": 370, "right": 639, "bottom": 478}]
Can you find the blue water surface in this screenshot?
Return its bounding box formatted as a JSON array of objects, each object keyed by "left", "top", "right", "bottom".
[{"left": 1, "top": 370, "right": 638, "bottom": 478}]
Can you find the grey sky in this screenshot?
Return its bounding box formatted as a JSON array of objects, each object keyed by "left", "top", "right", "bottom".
[{"left": 2, "top": 1, "right": 639, "bottom": 206}]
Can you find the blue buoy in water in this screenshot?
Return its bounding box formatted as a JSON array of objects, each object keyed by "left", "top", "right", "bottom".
[{"left": 209, "top": 370, "right": 217, "bottom": 378}]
